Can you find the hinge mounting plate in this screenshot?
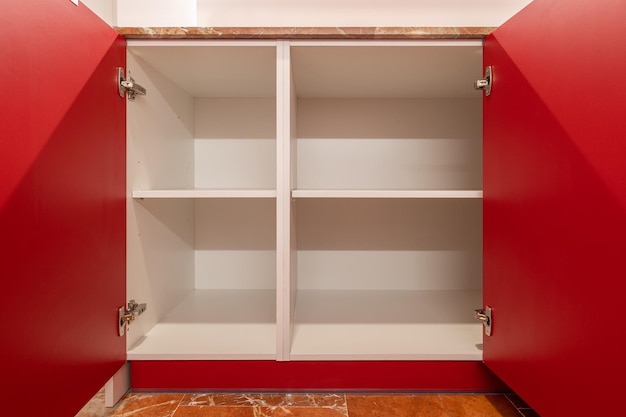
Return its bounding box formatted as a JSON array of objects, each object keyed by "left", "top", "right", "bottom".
[
  {"left": 117, "top": 67, "right": 146, "bottom": 101},
  {"left": 474, "top": 306, "right": 493, "bottom": 336},
  {"left": 474, "top": 66, "right": 493, "bottom": 96},
  {"left": 118, "top": 300, "right": 147, "bottom": 337}
]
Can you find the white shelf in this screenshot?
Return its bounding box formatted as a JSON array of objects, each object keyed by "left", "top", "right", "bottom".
[
  {"left": 132, "top": 189, "right": 277, "bottom": 199},
  {"left": 127, "top": 289, "right": 276, "bottom": 360},
  {"left": 290, "top": 289, "right": 483, "bottom": 360},
  {"left": 292, "top": 190, "right": 483, "bottom": 199}
]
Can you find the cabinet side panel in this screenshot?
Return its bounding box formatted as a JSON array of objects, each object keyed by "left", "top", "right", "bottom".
[
  {"left": 126, "top": 50, "right": 196, "bottom": 349},
  {"left": 127, "top": 51, "right": 195, "bottom": 190},
  {"left": 126, "top": 198, "right": 196, "bottom": 350}
]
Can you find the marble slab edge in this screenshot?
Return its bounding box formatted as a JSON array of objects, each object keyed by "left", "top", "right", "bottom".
[{"left": 115, "top": 27, "right": 494, "bottom": 40}]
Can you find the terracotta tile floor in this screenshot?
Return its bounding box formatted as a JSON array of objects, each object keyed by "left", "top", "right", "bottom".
[{"left": 76, "top": 390, "right": 540, "bottom": 417}]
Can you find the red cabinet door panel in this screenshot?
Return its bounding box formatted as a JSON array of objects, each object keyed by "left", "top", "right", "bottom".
[
  {"left": 0, "top": 1, "right": 126, "bottom": 416},
  {"left": 484, "top": 0, "right": 626, "bottom": 415}
]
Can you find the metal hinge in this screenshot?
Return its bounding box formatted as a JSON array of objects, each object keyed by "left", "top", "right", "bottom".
[
  {"left": 474, "top": 306, "right": 493, "bottom": 336},
  {"left": 117, "top": 67, "right": 146, "bottom": 101},
  {"left": 474, "top": 66, "right": 493, "bottom": 96},
  {"left": 118, "top": 300, "right": 147, "bottom": 336}
]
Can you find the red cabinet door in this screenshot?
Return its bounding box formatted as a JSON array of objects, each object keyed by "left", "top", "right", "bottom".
[
  {"left": 0, "top": 1, "right": 126, "bottom": 416},
  {"left": 483, "top": 0, "right": 626, "bottom": 415}
]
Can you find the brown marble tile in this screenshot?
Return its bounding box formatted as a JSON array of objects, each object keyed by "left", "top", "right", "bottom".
[
  {"left": 111, "top": 393, "right": 184, "bottom": 417},
  {"left": 180, "top": 393, "right": 263, "bottom": 406},
  {"left": 259, "top": 393, "right": 346, "bottom": 408},
  {"left": 181, "top": 393, "right": 347, "bottom": 409},
  {"left": 346, "top": 394, "right": 447, "bottom": 417},
  {"left": 259, "top": 408, "right": 347, "bottom": 417},
  {"left": 180, "top": 393, "right": 348, "bottom": 416},
  {"left": 115, "top": 26, "right": 494, "bottom": 40},
  {"left": 80, "top": 391, "right": 537, "bottom": 417},
  {"left": 440, "top": 394, "right": 521, "bottom": 417},
  {"left": 173, "top": 406, "right": 255, "bottom": 417}
]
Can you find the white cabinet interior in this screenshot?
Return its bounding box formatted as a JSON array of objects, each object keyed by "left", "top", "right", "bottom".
[
  {"left": 126, "top": 41, "right": 278, "bottom": 359},
  {"left": 125, "top": 40, "right": 484, "bottom": 361}
]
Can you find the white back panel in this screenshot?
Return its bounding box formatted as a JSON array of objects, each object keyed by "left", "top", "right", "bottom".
[
  {"left": 297, "top": 98, "right": 482, "bottom": 190},
  {"left": 126, "top": 44, "right": 277, "bottom": 98},
  {"left": 195, "top": 199, "right": 276, "bottom": 289},
  {"left": 291, "top": 44, "right": 483, "bottom": 99},
  {"left": 297, "top": 251, "right": 481, "bottom": 290},
  {"left": 194, "top": 98, "right": 276, "bottom": 189},
  {"left": 296, "top": 198, "right": 482, "bottom": 290}
]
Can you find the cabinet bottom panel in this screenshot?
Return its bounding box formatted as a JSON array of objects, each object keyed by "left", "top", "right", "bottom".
[
  {"left": 291, "top": 290, "right": 483, "bottom": 360},
  {"left": 127, "top": 290, "right": 276, "bottom": 360},
  {"left": 130, "top": 360, "right": 507, "bottom": 392}
]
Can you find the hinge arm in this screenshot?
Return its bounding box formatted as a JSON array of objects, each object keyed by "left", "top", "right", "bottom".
[
  {"left": 474, "top": 306, "right": 493, "bottom": 336},
  {"left": 118, "top": 300, "right": 147, "bottom": 337},
  {"left": 474, "top": 66, "right": 493, "bottom": 96},
  {"left": 117, "top": 67, "right": 147, "bottom": 101}
]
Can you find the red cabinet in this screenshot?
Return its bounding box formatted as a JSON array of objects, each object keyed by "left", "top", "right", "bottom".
[{"left": 1, "top": 0, "right": 625, "bottom": 416}]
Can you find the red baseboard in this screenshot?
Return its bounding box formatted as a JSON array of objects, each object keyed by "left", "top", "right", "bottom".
[{"left": 131, "top": 360, "right": 508, "bottom": 392}]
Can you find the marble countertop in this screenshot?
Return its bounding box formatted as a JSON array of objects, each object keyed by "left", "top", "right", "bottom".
[{"left": 115, "top": 27, "right": 493, "bottom": 40}]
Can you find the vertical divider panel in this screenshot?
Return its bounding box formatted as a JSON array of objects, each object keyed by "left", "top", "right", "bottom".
[
  {"left": 276, "top": 41, "right": 290, "bottom": 361},
  {"left": 288, "top": 43, "right": 299, "bottom": 362}
]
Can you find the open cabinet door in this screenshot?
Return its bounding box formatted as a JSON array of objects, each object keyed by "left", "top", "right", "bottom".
[
  {"left": 0, "top": 1, "right": 126, "bottom": 416},
  {"left": 483, "top": 0, "right": 626, "bottom": 415}
]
